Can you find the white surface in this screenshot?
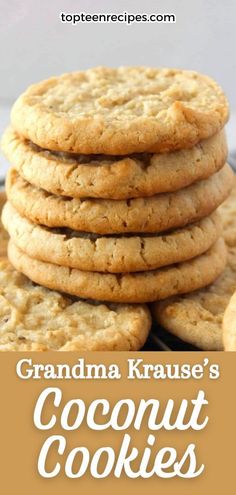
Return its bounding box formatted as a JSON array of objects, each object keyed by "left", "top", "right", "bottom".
[
  {"left": 0, "top": 0, "right": 236, "bottom": 107},
  {"left": 1, "top": 0, "right": 236, "bottom": 179}
]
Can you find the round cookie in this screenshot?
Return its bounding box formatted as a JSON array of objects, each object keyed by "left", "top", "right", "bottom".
[
  {"left": 8, "top": 239, "right": 227, "bottom": 304},
  {"left": 11, "top": 67, "right": 229, "bottom": 155},
  {"left": 0, "top": 192, "right": 8, "bottom": 257},
  {"left": 153, "top": 248, "right": 236, "bottom": 351},
  {"left": 0, "top": 258, "right": 151, "bottom": 351},
  {"left": 2, "top": 127, "right": 227, "bottom": 200},
  {"left": 3, "top": 202, "right": 221, "bottom": 273},
  {"left": 6, "top": 164, "right": 233, "bottom": 234},
  {"left": 218, "top": 181, "right": 236, "bottom": 247},
  {"left": 153, "top": 178, "right": 236, "bottom": 350},
  {"left": 223, "top": 292, "right": 236, "bottom": 351}
]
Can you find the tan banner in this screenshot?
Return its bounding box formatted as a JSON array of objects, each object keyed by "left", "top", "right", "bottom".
[{"left": 0, "top": 352, "right": 234, "bottom": 494}]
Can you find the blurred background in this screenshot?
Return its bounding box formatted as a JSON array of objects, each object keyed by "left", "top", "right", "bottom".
[{"left": 1, "top": 0, "right": 236, "bottom": 178}]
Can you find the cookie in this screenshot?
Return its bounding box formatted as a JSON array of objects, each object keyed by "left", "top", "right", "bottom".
[
  {"left": 0, "top": 192, "right": 8, "bottom": 257},
  {"left": 8, "top": 239, "right": 227, "bottom": 303},
  {"left": 11, "top": 67, "right": 229, "bottom": 155},
  {"left": 0, "top": 258, "right": 151, "bottom": 351},
  {"left": 218, "top": 184, "right": 236, "bottom": 247},
  {"left": 153, "top": 178, "right": 236, "bottom": 350},
  {"left": 2, "top": 127, "right": 227, "bottom": 199},
  {"left": 3, "top": 202, "right": 221, "bottom": 273},
  {"left": 6, "top": 164, "right": 233, "bottom": 234},
  {"left": 153, "top": 248, "right": 236, "bottom": 350},
  {"left": 223, "top": 292, "right": 236, "bottom": 351}
]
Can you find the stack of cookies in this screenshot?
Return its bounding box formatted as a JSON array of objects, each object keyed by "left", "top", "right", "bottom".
[
  {"left": 154, "top": 178, "right": 236, "bottom": 351},
  {"left": 1, "top": 67, "right": 233, "bottom": 307}
]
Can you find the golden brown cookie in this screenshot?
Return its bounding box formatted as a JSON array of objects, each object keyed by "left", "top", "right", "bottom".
[
  {"left": 0, "top": 192, "right": 8, "bottom": 257},
  {"left": 8, "top": 239, "right": 227, "bottom": 303},
  {"left": 0, "top": 257, "right": 151, "bottom": 351},
  {"left": 153, "top": 248, "right": 236, "bottom": 351},
  {"left": 218, "top": 180, "right": 236, "bottom": 247},
  {"left": 153, "top": 178, "right": 236, "bottom": 350},
  {"left": 2, "top": 202, "right": 221, "bottom": 273},
  {"left": 6, "top": 164, "right": 233, "bottom": 234},
  {"left": 11, "top": 67, "right": 229, "bottom": 155},
  {"left": 2, "top": 127, "right": 228, "bottom": 199},
  {"left": 223, "top": 292, "right": 236, "bottom": 351}
]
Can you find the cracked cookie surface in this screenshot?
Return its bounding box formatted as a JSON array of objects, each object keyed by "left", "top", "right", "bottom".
[
  {"left": 0, "top": 257, "right": 151, "bottom": 351},
  {"left": 153, "top": 179, "right": 236, "bottom": 350},
  {"left": 11, "top": 67, "right": 229, "bottom": 155},
  {"left": 2, "top": 127, "right": 228, "bottom": 199},
  {"left": 8, "top": 239, "right": 227, "bottom": 303},
  {"left": 3, "top": 202, "right": 222, "bottom": 273},
  {"left": 6, "top": 165, "right": 233, "bottom": 234}
]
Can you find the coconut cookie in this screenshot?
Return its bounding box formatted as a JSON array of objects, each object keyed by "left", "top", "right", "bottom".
[
  {"left": 153, "top": 178, "right": 236, "bottom": 350},
  {"left": 2, "top": 202, "right": 221, "bottom": 273},
  {"left": 0, "top": 258, "right": 151, "bottom": 351},
  {"left": 153, "top": 248, "right": 236, "bottom": 350},
  {"left": 11, "top": 67, "right": 229, "bottom": 155},
  {"left": 0, "top": 192, "right": 8, "bottom": 257},
  {"left": 8, "top": 239, "right": 227, "bottom": 304},
  {"left": 2, "top": 127, "right": 227, "bottom": 200},
  {"left": 218, "top": 182, "right": 236, "bottom": 248},
  {"left": 223, "top": 292, "right": 236, "bottom": 351},
  {"left": 6, "top": 165, "right": 233, "bottom": 234}
]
